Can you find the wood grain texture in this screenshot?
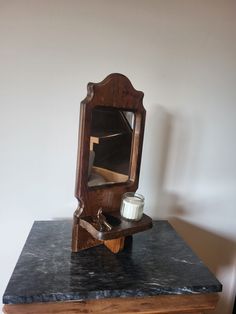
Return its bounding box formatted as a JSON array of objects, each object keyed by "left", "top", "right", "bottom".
[
  {"left": 72, "top": 73, "right": 151, "bottom": 253},
  {"left": 3, "top": 293, "right": 219, "bottom": 314},
  {"left": 104, "top": 237, "right": 125, "bottom": 253}
]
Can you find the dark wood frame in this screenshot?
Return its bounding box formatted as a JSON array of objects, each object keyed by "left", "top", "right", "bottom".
[{"left": 72, "top": 73, "right": 152, "bottom": 253}]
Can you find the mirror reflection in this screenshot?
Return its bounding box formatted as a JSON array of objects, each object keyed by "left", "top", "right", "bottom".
[{"left": 88, "top": 107, "right": 134, "bottom": 187}]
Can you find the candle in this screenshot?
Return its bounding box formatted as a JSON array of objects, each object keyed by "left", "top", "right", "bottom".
[{"left": 120, "top": 192, "right": 144, "bottom": 221}]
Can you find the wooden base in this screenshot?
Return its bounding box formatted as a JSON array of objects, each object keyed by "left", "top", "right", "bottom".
[
  {"left": 72, "top": 210, "right": 152, "bottom": 254},
  {"left": 3, "top": 294, "right": 219, "bottom": 314},
  {"left": 104, "top": 237, "right": 125, "bottom": 253}
]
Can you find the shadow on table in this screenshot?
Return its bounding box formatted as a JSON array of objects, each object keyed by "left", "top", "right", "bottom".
[{"left": 169, "top": 217, "right": 236, "bottom": 314}]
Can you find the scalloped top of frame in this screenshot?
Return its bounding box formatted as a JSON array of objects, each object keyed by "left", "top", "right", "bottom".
[{"left": 82, "top": 73, "right": 144, "bottom": 111}]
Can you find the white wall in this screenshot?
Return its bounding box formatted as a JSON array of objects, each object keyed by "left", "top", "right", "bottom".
[{"left": 0, "top": 1, "right": 235, "bottom": 313}]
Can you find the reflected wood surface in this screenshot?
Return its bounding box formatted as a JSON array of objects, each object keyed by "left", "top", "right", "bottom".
[
  {"left": 91, "top": 166, "right": 128, "bottom": 185},
  {"left": 3, "top": 293, "right": 219, "bottom": 314},
  {"left": 90, "top": 108, "right": 133, "bottom": 177}
]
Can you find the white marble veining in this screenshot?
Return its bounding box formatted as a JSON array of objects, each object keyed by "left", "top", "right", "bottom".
[{"left": 3, "top": 220, "right": 222, "bottom": 304}]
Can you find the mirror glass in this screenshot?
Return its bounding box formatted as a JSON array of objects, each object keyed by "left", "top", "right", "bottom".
[{"left": 88, "top": 107, "right": 134, "bottom": 187}]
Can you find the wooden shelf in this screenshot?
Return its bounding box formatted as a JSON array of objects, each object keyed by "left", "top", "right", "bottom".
[{"left": 79, "top": 211, "right": 152, "bottom": 241}]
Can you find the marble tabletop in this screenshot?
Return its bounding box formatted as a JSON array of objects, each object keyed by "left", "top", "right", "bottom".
[{"left": 3, "top": 220, "right": 222, "bottom": 304}]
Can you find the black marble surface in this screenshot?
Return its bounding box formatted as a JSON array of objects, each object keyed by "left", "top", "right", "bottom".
[{"left": 3, "top": 220, "right": 222, "bottom": 304}]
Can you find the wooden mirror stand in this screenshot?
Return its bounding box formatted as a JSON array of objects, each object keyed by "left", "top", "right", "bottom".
[{"left": 72, "top": 73, "right": 152, "bottom": 254}]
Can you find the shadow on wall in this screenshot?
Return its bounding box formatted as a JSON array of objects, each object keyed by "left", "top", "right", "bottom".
[
  {"left": 142, "top": 105, "right": 236, "bottom": 314},
  {"left": 141, "top": 104, "right": 203, "bottom": 218},
  {"left": 139, "top": 104, "right": 172, "bottom": 216}
]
